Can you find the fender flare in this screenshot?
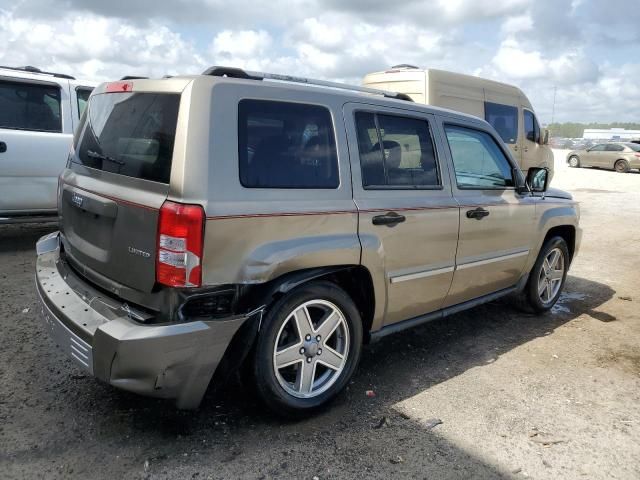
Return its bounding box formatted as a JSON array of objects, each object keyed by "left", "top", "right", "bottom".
[{"left": 210, "top": 265, "right": 359, "bottom": 386}]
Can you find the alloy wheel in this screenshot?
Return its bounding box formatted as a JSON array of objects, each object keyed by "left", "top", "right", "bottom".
[
  {"left": 537, "top": 247, "right": 565, "bottom": 305},
  {"left": 272, "top": 299, "right": 349, "bottom": 399}
]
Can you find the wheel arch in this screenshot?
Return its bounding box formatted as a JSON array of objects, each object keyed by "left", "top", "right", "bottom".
[
  {"left": 542, "top": 225, "right": 576, "bottom": 262},
  {"left": 210, "top": 265, "right": 376, "bottom": 388},
  {"left": 241, "top": 265, "right": 376, "bottom": 341}
]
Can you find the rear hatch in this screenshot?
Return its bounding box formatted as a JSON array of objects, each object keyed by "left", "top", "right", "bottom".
[{"left": 60, "top": 84, "right": 182, "bottom": 293}]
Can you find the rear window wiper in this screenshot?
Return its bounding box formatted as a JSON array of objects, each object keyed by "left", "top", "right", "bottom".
[{"left": 86, "top": 150, "right": 125, "bottom": 166}]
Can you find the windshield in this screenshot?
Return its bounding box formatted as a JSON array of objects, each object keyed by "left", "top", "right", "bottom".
[{"left": 74, "top": 92, "right": 180, "bottom": 184}]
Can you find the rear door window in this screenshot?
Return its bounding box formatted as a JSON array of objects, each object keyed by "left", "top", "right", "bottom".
[
  {"left": 445, "top": 124, "right": 514, "bottom": 189},
  {"left": 354, "top": 111, "right": 440, "bottom": 188},
  {"left": 484, "top": 102, "right": 518, "bottom": 144},
  {"left": 0, "top": 80, "right": 62, "bottom": 132},
  {"left": 74, "top": 92, "right": 180, "bottom": 184},
  {"left": 605, "top": 144, "right": 624, "bottom": 152},
  {"left": 238, "top": 99, "right": 339, "bottom": 188}
]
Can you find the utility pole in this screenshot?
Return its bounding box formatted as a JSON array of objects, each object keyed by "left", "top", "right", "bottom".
[{"left": 551, "top": 85, "right": 557, "bottom": 125}]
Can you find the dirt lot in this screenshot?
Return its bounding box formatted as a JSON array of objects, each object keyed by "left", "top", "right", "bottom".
[{"left": 1, "top": 150, "right": 639, "bottom": 480}]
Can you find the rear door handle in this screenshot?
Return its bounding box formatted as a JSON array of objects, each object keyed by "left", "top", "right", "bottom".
[
  {"left": 372, "top": 212, "right": 406, "bottom": 226},
  {"left": 0, "top": 141, "right": 6, "bottom": 153},
  {"left": 466, "top": 207, "right": 490, "bottom": 220}
]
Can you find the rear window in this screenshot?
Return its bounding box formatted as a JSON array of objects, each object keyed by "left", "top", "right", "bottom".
[
  {"left": 74, "top": 92, "right": 180, "bottom": 184},
  {"left": 0, "top": 80, "right": 62, "bottom": 132},
  {"left": 238, "top": 99, "right": 339, "bottom": 189},
  {"left": 626, "top": 143, "right": 640, "bottom": 152}
]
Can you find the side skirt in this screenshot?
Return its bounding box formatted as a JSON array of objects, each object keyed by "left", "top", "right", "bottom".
[{"left": 370, "top": 274, "right": 528, "bottom": 342}]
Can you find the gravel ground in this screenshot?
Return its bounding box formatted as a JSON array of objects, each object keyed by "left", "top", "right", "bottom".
[{"left": 1, "top": 150, "right": 639, "bottom": 479}]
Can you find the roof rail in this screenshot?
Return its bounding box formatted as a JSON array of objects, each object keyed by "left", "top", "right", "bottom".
[
  {"left": 0, "top": 65, "right": 75, "bottom": 80},
  {"left": 202, "top": 65, "right": 413, "bottom": 102},
  {"left": 390, "top": 64, "right": 419, "bottom": 69},
  {"left": 120, "top": 76, "right": 148, "bottom": 80}
]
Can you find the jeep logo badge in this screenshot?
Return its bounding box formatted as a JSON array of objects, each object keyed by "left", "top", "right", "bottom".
[{"left": 71, "top": 193, "right": 84, "bottom": 207}]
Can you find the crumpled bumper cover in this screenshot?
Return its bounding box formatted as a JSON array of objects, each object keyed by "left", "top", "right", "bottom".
[{"left": 35, "top": 231, "right": 253, "bottom": 409}]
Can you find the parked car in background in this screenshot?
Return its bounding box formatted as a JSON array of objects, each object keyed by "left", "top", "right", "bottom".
[
  {"left": 549, "top": 137, "right": 571, "bottom": 149},
  {"left": 0, "top": 66, "right": 95, "bottom": 223},
  {"left": 36, "top": 67, "right": 581, "bottom": 416},
  {"left": 567, "top": 142, "right": 640, "bottom": 172},
  {"left": 362, "top": 66, "right": 554, "bottom": 179}
]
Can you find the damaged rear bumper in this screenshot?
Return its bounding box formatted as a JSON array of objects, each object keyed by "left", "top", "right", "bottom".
[{"left": 35, "top": 231, "right": 257, "bottom": 409}]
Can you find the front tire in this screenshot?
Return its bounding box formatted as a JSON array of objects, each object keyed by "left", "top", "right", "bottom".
[
  {"left": 614, "top": 159, "right": 630, "bottom": 173},
  {"left": 253, "top": 281, "right": 363, "bottom": 417},
  {"left": 568, "top": 155, "right": 580, "bottom": 168},
  {"left": 524, "top": 237, "right": 570, "bottom": 313}
]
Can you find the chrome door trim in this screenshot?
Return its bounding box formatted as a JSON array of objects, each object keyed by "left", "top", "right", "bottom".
[
  {"left": 456, "top": 249, "right": 529, "bottom": 270},
  {"left": 390, "top": 265, "right": 455, "bottom": 284}
]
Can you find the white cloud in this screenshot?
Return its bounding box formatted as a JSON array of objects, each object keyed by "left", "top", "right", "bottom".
[
  {"left": 0, "top": 1, "right": 639, "bottom": 123},
  {"left": 437, "top": 0, "right": 530, "bottom": 21},
  {"left": 548, "top": 53, "right": 599, "bottom": 85},
  {"left": 211, "top": 30, "right": 272, "bottom": 60},
  {"left": 0, "top": 10, "right": 206, "bottom": 80},
  {"left": 490, "top": 38, "right": 548, "bottom": 79},
  {"left": 485, "top": 37, "right": 600, "bottom": 86},
  {"left": 501, "top": 15, "right": 533, "bottom": 35}
]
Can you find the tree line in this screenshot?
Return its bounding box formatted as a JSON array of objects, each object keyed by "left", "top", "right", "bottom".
[{"left": 548, "top": 122, "right": 640, "bottom": 138}]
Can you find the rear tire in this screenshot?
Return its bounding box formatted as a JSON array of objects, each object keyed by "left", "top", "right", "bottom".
[
  {"left": 252, "top": 281, "right": 362, "bottom": 417},
  {"left": 568, "top": 155, "right": 580, "bottom": 168},
  {"left": 524, "top": 237, "right": 570, "bottom": 313},
  {"left": 614, "top": 159, "right": 630, "bottom": 173}
]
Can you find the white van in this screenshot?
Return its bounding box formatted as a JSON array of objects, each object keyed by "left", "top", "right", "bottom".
[
  {"left": 0, "top": 66, "right": 96, "bottom": 222},
  {"left": 363, "top": 65, "right": 553, "bottom": 177}
]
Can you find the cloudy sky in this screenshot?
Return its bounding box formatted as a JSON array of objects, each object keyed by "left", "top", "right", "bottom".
[{"left": 1, "top": 0, "right": 638, "bottom": 123}]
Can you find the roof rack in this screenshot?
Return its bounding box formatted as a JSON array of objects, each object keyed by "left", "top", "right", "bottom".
[
  {"left": 120, "top": 75, "right": 148, "bottom": 80},
  {"left": 0, "top": 65, "right": 75, "bottom": 80},
  {"left": 202, "top": 66, "right": 413, "bottom": 102}
]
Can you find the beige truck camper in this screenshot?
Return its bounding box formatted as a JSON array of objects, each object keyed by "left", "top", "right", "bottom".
[{"left": 363, "top": 65, "right": 553, "bottom": 177}]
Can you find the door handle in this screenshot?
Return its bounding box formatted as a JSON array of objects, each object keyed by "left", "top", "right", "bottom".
[
  {"left": 372, "top": 211, "right": 406, "bottom": 226},
  {"left": 466, "top": 207, "right": 490, "bottom": 220},
  {"left": 0, "top": 142, "right": 6, "bottom": 153}
]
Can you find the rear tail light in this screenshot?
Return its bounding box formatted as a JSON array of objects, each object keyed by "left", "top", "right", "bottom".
[{"left": 157, "top": 201, "right": 205, "bottom": 287}]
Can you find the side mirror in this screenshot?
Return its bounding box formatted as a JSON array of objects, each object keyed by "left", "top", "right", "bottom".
[
  {"left": 525, "top": 167, "right": 549, "bottom": 193},
  {"left": 542, "top": 129, "right": 549, "bottom": 145}
]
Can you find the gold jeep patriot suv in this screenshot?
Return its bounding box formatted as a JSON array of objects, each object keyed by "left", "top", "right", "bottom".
[{"left": 35, "top": 67, "right": 581, "bottom": 416}]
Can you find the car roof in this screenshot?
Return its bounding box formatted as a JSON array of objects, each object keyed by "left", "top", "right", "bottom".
[
  {"left": 0, "top": 65, "right": 75, "bottom": 80},
  {"left": 108, "top": 70, "right": 488, "bottom": 128},
  {"left": 0, "top": 65, "right": 97, "bottom": 87}
]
